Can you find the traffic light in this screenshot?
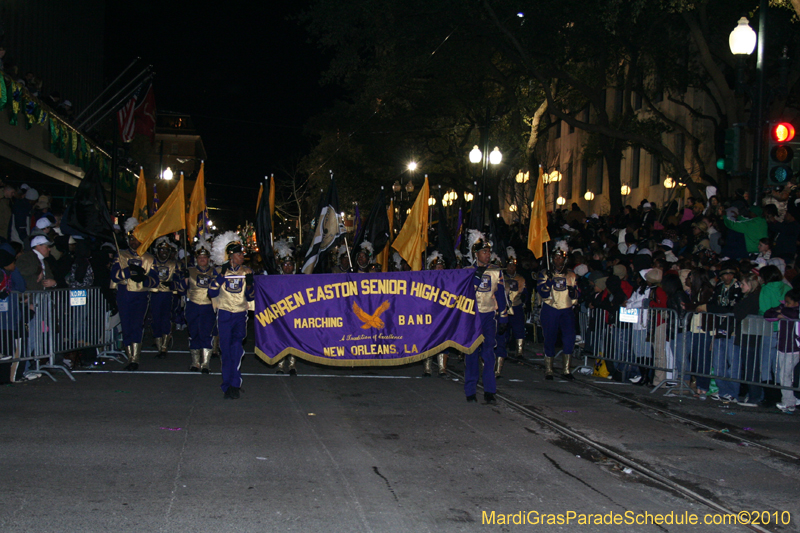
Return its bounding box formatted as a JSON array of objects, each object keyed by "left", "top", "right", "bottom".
[
  {"left": 768, "top": 121, "right": 797, "bottom": 185},
  {"left": 717, "top": 127, "right": 740, "bottom": 172}
]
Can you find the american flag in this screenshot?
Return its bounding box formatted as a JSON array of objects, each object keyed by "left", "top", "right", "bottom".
[
  {"left": 117, "top": 79, "right": 156, "bottom": 142},
  {"left": 117, "top": 92, "right": 138, "bottom": 142}
]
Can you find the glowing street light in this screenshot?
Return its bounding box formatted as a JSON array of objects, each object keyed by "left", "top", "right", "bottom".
[
  {"left": 509, "top": 204, "right": 518, "bottom": 212},
  {"left": 664, "top": 177, "right": 676, "bottom": 189},
  {"left": 162, "top": 167, "right": 173, "bottom": 180},
  {"left": 621, "top": 185, "right": 631, "bottom": 196},
  {"left": 729, "top": 17, "right": 757, "bottom": 56},
  {"left": 584, "top": 191, "right": 594, "bottom": 201},
  {"left": 556, "top": 196, "right": 566, "bottom": 206},
  {"left": 464, "top": 192, "right": 474, "bottom": 202},
  {"left": 515, "top": 170, "right": 530, "bottom": 183},
  {"left": 407, "top": 161, "right": 418, "bottom": 172},
  {"left": 489, "top": 146, "right": 503, "bottom": 165},
  {"left": 428, "top": 197, "right": 437, "bottom": 206},
  {"left": 469, "top": 145, "right": 482, "bottom": 164}
]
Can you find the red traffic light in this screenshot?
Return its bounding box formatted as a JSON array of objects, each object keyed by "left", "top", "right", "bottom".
[{"left": 772, "top": 122, "right": 796, "bottom": 143}]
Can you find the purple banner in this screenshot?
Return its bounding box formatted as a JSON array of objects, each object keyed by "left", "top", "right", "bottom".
[{"left": 254, "top": 270, "right": 483, "bottom": 366}]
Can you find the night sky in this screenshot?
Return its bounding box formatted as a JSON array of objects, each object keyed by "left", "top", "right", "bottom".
[{"left": 104, "top": 1, "right": 333, "bottom": 224}]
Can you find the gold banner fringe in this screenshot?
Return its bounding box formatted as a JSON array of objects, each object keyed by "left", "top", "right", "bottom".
[{"left": 254, "top": 335, "right": 485, "bottom": 367}]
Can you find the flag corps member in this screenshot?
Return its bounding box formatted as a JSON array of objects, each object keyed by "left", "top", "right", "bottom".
[
  {"left": 274, "top": 239, "right": 299, "bottom": 375},
  {"left": 111, "top": 218, "right": 159, "bottom": 371},
  {"left": 150, "top": 237, "right": 181, "bottom": 358},
  {"left": 501, "top": 247, "right": 527, "bottom": 367},
  {"left": 183, "top": 237, "right": 217, "bottom": 373},
  {"left": 536, "top": 241, "right": 578, "bottom": 380},
  {"left": 423, "top": 250, "right": 448, "bottom": 377},
  {"left": 465, "top": 230, "right": 507, "bottom": 404},
  {"left": 208, "top": 232, "right": 254, "bottom": 399}
]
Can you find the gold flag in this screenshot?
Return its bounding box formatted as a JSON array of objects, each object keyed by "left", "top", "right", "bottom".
[
  {"left": 392, "top": 177, "right": 429, "bottom": 271},
  {"left": 133, "top": 168, "right": 149, "bottom": 221},
  {"left": 527, "top": 166, "right": 550, "bottom": 259},
  {"left": 134, "top": 174, "right": 186, "bottom": 255},
  {"left": 269, "top": 175, "right": 276, "bottom": 218},
  {"left": 186, "top": 162, "right": 206, "bottom": 241}
]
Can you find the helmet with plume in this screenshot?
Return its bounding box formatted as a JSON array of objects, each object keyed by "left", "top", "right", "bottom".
[
  {"left": 212, "top": 231, "right": 244, "bottom": 265},
  {"left": 427, "top": 250, "right": 445, "bottom": 270}
]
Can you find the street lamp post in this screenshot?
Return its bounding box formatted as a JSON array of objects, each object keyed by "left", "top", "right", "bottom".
[
  {"left": 729, "top": 8, "right": 766, "bottom": 205},
  {"left": 468, "top": 144, "right": 502, "bottom": 230}
]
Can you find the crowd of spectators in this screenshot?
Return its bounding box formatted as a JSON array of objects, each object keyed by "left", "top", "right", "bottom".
[
  {"left": 0, "top": 179, "right": 116, "bottom": 381},
  {"left": 0, "top": 45, "right": 76, "bottom": 121},
  {"left": 537, "top": 184, "right": 800, "bottom": 412}
]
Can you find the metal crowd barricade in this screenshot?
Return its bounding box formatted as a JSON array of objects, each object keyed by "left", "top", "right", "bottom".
[
  {"left": 581, "top": 306, "right": 680, "bottom": 392},
  {"left": 0, "top": 287, "right": 119, "bottom": 382},
  {"left": 669, "top": 311, "right": 800, "bottom": 401}
]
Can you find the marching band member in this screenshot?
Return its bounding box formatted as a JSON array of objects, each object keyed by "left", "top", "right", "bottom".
[
  {"left": 208, "top": 232, "right": 255, "bottom": 400},
  {"left": 354, "top": 241, "right": 373, "bottom": 273},
  {"left": 184, "top": 237, "right": 217, "bottom": 373},
  {"left": 332, "top": 246, "right": 350, "bottom": 274},
  {"left": 423, "top": 250, "right": 448, "bottom": 377},
  {"left": 536, "top": 241, "right": 578, "bottom": 380},
  {"left": 111, "top": 218, "right": 159, "bottom": 371},
  {"left": 502, "top": 247, "right": 527, "bottom": 366},
  {"left": 465, "top": 230, "right": 507, "bottom": 404},
  {"left": 274, "top": 239, "right": 300, "bottom": 375},
  {"left": 150, "top": 237, "right": 181, "bottom": 358}
]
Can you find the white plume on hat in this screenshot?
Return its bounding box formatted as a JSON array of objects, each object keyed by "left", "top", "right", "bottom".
[
  {"left": 337, "top": 245, "right": 348, "bottom": 257},
  {"left": 466, "top": 229, "right": 485, "bottom": 264},
  {"left": 506, "top": 246, "right": 517, "bottom": 260},
  {"left": 212, "top": 230, "right": 242, "bottom": 266},
  {"left": 274, "top": 239, "right": 293, "bottom": 261},
  {"left": 195, "top": 235, "right": 213, "bottom": 262},
  {"left": 359, "top": 240, "right": 374, "bottom": 256},
  {"left": 554, "top": 240, "right": 569, "bottom": 253},
  {"left": 427, "top": 250, "right": 444, "bottom": 269},
  {"left": 392, "top": 251, "right": 403, "bottom": 270},
  {"left": 124, "top": 217, "right": 139, "bottom": 234}
]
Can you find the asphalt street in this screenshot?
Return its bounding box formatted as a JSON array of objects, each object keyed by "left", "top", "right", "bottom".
[{"left": 1, "top": 326, "right": 798, "bottom": 533}]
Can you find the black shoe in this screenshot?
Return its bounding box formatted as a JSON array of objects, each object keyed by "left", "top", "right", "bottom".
[
  {"left": 466, "top": 394, "right": 477, "bottom": 403},
  {"left": 156, "top": 352, "right": 167, "bottom": 359},
  {"left": 229, "top": 387, "right": 240, "bottom": 399},
  {"left": 484, "top": 392, "right": 497, "bottom": 405},
  {"left": 276, "top": 370, "right": 284, "bottom": 374},
  {"left": 190, "top": 367, "right": 199, "bottom": 372},
  {"left": 545, "top": 374, "right": 554, "bottom": 381},
  {"left": 289, "top": 368, "right": 297, "bottom": 376},
  {"left": 201, "top": 368, "right": 209, "bottom": 374},
  {"left": 224, "top": 388, "right": 233, "bottom": 399},
  {"left": 423, "top": 371, "right": 431, "bottom": 377},
  {"left": 561, "top": 373, "right": 575, "bottom": 381},
  {"left": 124, "top": 362, "right": 139, "bottom": 371}
]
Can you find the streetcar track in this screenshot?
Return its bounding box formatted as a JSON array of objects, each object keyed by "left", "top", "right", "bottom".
[
  {"left": 445, "top": 365, "right": 776, "bottom": 533},
  {"left": 515, "top": 357, "right": 800, "bottom": 463}
]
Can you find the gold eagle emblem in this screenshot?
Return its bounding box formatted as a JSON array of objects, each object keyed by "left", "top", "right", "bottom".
[{"left": 352, "top": 301, "right": 390, "bottom": 329}]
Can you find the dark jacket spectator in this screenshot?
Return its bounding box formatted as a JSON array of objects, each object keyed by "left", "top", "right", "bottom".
[{"left": 15, "top": 235, "right": 56, "bottom": 290}]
